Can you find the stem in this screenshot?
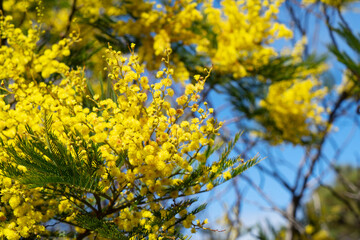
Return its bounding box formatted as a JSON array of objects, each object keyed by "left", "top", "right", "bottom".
[
  {"left": 76, "top": 229, "right": 91, "bottom": 240},
  {"left": 323, "top": 5, "right": 339, "bottom": 50},
  {"left": 65, "top": 0, "right": 77, "bottom": 36}
]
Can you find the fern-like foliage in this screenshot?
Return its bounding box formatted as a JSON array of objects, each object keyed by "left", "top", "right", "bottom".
[
  {"left": 74, "top": 213, "right": 129, "bottom": 240},
  {"left": 329, "top": 24, "right": 360, "bottom": 82},
  {"left": 209, "top": 132, "right": 261, "bottom": 186},
  {"left": 0, "top": 115, "right": 104, "bottom": 194}
]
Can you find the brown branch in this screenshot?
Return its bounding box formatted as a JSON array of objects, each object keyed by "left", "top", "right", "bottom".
[
  {"left": 76, "top": 229, "right": 91, "bottom": 240},
  {"left": 323, "top": 5, "right": 339, "bottom": 50},
  {"left": 336, "top": 7, "right": 352, "bottom": 32},
  {"left": 241, "top": 175, "right": 305, "bottom": 235},
  {"left": 65, "top": 0, "right": 77, "bottom": 37}
]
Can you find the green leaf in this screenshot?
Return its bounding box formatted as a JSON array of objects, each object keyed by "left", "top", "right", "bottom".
[
  {"left": 0, "top": 115, "right": 104, "bottom": 195},
  {"left": 75, "top": 213, "right": 129, "bottom": 240}
]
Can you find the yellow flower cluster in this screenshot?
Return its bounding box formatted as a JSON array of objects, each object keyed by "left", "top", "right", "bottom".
[
  {"left": 0, "top": 13, "right": 233, "bottom": 237},
  {"left": 114, "top": 0, "right": 204, "bottom": 80},
  {"left": 259, "top": 78, "right": 327, "bottom": 144},
  {"left": 0, "top": 15, "right": 38, "bottom": 81},
  {"left": 0, "top": 13, "right": 79, "bottom": 81},
  {"left": 2, "top": 0, "right": 295, "bottom": 82},
  {"left": 255, "top": 37, "right": 328, "bottom": 145},
  {"left": 198, "top": 0, "right": 293, "bottom": 78},
  {"left": 0, "top": 35, "right": 86, "bottom": 240},
  {"left": 0, "top": 177, "right": 56, "bottom": 240},
  {"left": 2, "top": 0, "right": 37, "bottom": 13},
  {"left": 0, "top": 15, "right": 92, "bottom": 238}
]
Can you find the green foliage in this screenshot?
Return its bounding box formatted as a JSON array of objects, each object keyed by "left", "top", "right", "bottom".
[
  {"left": 0, "top": 115, "right": 104, "bottom": 193},
  {"left": 329, "top": 23, "right": 360, "bottom": 94},
  {"left": 305, "top": 166, "right": 360, "bottom": 239},
  {"left": 209, "top": 132, "right": 261, "bottom": 187},
  {"left": 75, "top": 213, "right": 129, "bottom": 240}
]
